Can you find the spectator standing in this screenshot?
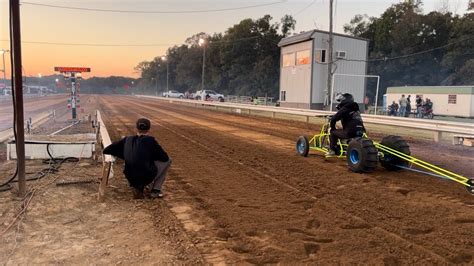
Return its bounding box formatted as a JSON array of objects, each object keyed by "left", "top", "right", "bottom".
[
  {"left": 416, "top": 96, "right": 423, "bottom": 118},
  {"left": 405, "top": 95, "right": 412, "bottom": 117},
  {"left": 398, "top": 94, "right": 407, "bottom": 117},
  {"left": 364, "top": 95, "right": 370, "bottom": 112}
]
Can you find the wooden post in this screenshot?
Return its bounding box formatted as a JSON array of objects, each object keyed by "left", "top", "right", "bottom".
[
  {"left": 98, "top": 161, "right": 111, "bottom": 201},
  {"left": 11, "top": 0, "right": 26, "bottom": 196}
]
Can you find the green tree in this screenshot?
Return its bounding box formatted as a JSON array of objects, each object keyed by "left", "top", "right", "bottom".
[
  {"left": 344, "top": 1, "right": 473, "bottom": 103},
  {"left": 135, "top": 14, "right": 295, "bottom": 98}
]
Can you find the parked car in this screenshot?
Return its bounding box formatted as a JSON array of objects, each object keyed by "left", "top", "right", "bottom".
[
  {"left": 162, "top": 90, "right": 184, "bottom": 98},
  {"left": 194, "top": 90, "right": 225, "bottom": 102}
]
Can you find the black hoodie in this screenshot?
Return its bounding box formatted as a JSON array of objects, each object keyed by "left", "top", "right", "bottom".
[
  {"left": 330, "top": 101, "right": 365, "bottom": 135},
  {"left": 103, "top": 135, "right": 169, "bottom": 188}
]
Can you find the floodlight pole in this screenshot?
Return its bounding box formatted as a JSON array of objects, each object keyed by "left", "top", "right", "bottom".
[
  {"left": 326, "top": 0, "right": 334, "bottom": 110},
  {"left": 1, "top": 49, "right": 9, "bottom": 94},
  {"left": 11, "top": 0, "right": 26, "bottom": 195}
]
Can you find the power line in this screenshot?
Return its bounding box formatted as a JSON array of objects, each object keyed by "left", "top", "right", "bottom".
[
  {"left": 292, "top": 0, "right": 318, "bottom": 16},
  {"left": 21, "top": 1, "right": 288, "bottom": 14},
  {"left": 0, "top": 35, "right": 265, "bottom": 47},
  {"left": 0, "top": 39, "right": 176, "bottom": 47},
  {"left": 341, "top": 36, "right": 474, "bottom": 63}
]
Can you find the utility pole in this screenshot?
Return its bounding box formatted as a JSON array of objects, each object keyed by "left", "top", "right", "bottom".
[
  {"left": 166, "top": 60, "right": 169, "bottom": 92},
  {"left": 326, "top": 0, "right": 334, "bottom": 109},
  {"left": 199, "top": 38, "right": 206, "bottom": 91},
  {"left": 11, "top": 0, "right": 26, "bottom": 196},
  {"left": 155, "top": 73, "right": 158, "bottom": 96},
  {"left": 161, "top": 56, "right": 169, "bottom": 92},
  {"left": 201, "top": 45, "right": 206, "bottom": 91}
]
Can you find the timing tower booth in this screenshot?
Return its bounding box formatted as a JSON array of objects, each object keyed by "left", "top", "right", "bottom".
[{"left": 278, "top": 30, "right": 369, "bottom": 110}]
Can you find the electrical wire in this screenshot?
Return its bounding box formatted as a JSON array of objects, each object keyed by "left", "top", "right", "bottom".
[
  {"left": 0, "top": 40, "right": 177, "bottom": 47},
  {"left": 0, "top": 144, "right": 79, "bottom": 192},
  {"left": 0, "top": 36, "right": 263, "bottom": 47},
  {"left": 21, "top": 1, "right": 288, "bottom": 14},
  {"left": 1, "top": 0, "right": 19, "bottom": 192},
  {"left": 292, "top": 0, "right": 317, "bottom": 16},
  {"left": 341, "top": 36, "right": 474, "bottom": 63}
]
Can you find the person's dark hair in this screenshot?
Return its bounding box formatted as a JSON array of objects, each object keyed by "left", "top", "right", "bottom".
[{"left": 136, "top": 118, "right": 151, "bottom": 132}]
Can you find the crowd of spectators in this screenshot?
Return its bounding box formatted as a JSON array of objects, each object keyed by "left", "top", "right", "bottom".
[{"left": 388, "top": 94, "right": 433, "bottom": 118}]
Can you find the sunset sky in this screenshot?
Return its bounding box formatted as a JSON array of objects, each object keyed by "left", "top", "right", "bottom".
[{"left": 0, "top": 0, "right": 470, "bottom": 78}]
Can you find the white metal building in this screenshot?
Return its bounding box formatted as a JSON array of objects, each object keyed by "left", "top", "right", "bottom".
[
  {"left": 278, "top": 30, "right": 369, "bottom": 109},
  {"left": 385, "top": 86, "right": 474, "bottom": 118}
]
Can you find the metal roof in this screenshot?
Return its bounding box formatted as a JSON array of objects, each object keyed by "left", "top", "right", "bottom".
[
  {"left": 278, "top": 29, "right": 369, "bottom": 47},
  {"left": 387, "top": 86, "right": 474, "bottom": 95}
]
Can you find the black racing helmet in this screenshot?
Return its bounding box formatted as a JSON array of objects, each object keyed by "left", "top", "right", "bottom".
[{"left": 335, "top": 93, "right": 354, "bottom": 109}]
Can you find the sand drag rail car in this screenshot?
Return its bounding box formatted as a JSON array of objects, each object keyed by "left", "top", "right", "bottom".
[{"left": 296, "top": 116, "right": 474, "bottom": 194}]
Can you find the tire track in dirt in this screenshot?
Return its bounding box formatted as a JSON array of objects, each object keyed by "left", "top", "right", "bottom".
[
  {"left": 100, "top": 96, "right": 473, "bottom": 263},
  {"left": 130, "top": 96, "right": 474, "bottom": 201},
  {"left": 123, "top": 97, "right": 474, "bottom": 199},
  {"left": 118, "top": 98, "right": 471, "bottom": 262}
]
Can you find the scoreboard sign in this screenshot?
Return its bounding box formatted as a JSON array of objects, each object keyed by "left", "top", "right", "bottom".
[{"left": 54, "top": 67, "right": 91, "bottom": 73}]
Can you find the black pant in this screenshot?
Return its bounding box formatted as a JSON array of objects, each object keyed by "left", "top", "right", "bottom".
[{"left": 330, "top": 129, "right": 349, "bottom": 152}]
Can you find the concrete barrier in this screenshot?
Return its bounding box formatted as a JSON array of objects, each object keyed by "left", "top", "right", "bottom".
[{"left": 7, "top": 134, "right": 96, "bottom": 160}]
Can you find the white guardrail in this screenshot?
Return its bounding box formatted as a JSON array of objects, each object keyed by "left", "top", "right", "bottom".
[
  {"left": 96, "top": 110, "right": 115, "bottom": 201},
  {"left": 0, "top": 111, "right": 53, "bottom": 143},
  {"left": 96, "top": 110, "right": 114, "bottom": 163},
  {"left": 136, "top": 95, "right": 474, "bottom": 142}
]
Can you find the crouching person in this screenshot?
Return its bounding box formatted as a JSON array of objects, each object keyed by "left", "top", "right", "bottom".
[{"left": 103, "top": 118, "right": 171, "bottom": 199}]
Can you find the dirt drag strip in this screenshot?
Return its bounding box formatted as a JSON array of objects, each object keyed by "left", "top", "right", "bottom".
[
  {"left": 0, "top": 95, "right": 71, "bottom": 131},
  {"left": 99, "top": 95, "right": 474, "bottom": 264}
]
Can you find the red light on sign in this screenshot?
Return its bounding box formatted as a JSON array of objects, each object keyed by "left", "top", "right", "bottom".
[{"left": 54, "top": 67, "right": 91, "bottom": 73}]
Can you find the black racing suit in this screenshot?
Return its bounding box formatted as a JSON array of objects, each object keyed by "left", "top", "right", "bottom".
[
  {"left": 329, "top": 102, "right": 365, "bottom": 153},
  {"left": 103, "top": 135, "right": 169, "bottom": 189}
]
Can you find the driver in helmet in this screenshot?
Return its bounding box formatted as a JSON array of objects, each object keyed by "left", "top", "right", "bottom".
[{"left": 327, "top": 93, "right": 365, "bottom": 156}]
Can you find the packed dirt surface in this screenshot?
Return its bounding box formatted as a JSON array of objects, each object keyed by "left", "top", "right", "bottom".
[
  {"left": 0, "top": 94, "right": 70, "bottom": 132},
  {"left": 1, "top": 94, "right": 473, "bottom": 264},
  {"left": 94, "top": 95, "right": 474, "bottom": 264},
  {"left": 0, "top": 95, "right": 203, "bottom": 264}
]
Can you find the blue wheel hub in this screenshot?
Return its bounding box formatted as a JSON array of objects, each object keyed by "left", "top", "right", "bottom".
[
  {"left": 298, "top": 141, "right": 305, "bottom": 154},
  {"left": 350, "top": 150, "right": 360, "bottom": 164}
]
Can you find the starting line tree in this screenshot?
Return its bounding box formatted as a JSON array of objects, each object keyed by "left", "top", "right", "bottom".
[{"left": 54, "top": 67, "right": 91, "bottom": 120}]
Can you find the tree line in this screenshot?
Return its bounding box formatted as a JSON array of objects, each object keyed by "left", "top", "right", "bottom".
[
  {"left": 134, "top": 15, "right": 296, "bottom": 98},
  {"left": 344, "top": 1, "right": 473, "bottom": 102},
  {"left": 135, "top": 1, "right": 472, "bottom": 101},
  {"left": 18, "top": 1, "right": 472, "bottom": 101}
]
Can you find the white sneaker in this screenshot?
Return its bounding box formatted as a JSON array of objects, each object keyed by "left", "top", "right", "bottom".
[{"left": 326, "top": 150, "right": 336, "bottom": 156}]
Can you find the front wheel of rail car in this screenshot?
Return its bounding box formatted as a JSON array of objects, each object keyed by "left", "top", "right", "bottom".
[
  {"left": 379, "top": 135, "right": 411, "bottom": 171},
  {"left": 346, "top": 138, "right": 378, "bottom": 173},
  {"left": 296, "top": 136, "right": 309, "bottom": 157}
]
